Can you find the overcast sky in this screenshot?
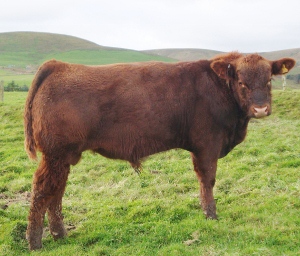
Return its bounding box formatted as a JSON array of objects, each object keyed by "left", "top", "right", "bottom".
[{"left": 1, "top": 0, "right": 300, "bottom": 52}]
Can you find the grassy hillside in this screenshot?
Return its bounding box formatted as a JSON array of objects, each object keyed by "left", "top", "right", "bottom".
[
  {"left": 0, "top": 48, "right": 174, "bottom": 67},
  {"left": 0, "top": 90, "right": 299, "bottom": 255},
  {"left": 46, "top": 49, "right": 174, "bottom": 65},
  {"left": 0, "top": 32, "right": 174, "bottom": 68},
  {"left": 0, "top": 32, "right": 104, "bottom": 53}
]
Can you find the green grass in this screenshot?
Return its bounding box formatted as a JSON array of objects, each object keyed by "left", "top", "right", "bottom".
[
  {"left": 0, "top": 52, "right": 43, "bottom": 67},
  {"left": 43, "top": 50, "right": 174, "bottom": 65},
  {"left": 0, "top": 49, "right": 174, "bottom": 68},
  {"left": 0, "top": 91, "right": 300, "bottom": 255},
  {"left": 0, "top": 74, "right": 34, "bottom": 87}
]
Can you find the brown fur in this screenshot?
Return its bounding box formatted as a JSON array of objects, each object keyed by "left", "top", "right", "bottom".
[{"left": 24, "top": 53, "right": 295, "bottom": 250}]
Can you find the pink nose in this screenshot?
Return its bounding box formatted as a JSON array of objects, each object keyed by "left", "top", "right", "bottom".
[{"left": 254, "top": 106, "right": 268, "bottom": 118}]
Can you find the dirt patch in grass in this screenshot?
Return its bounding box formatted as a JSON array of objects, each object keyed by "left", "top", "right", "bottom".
[{"left": 0, "top": 191, "right": 31, "bottom": 210}]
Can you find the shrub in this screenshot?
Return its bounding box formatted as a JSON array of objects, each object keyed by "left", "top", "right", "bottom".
[{"left": 4, "top": 81, "right": 29, "bottom": 92}]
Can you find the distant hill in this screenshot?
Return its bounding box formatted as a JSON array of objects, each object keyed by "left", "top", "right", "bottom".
[
  {"left": 0, "top": 31, "right": 108, "bottom": 53},
  {"left": 0, "top": 32, "right": 174, "bottom": 67},
  {"left": 145, "top": 48, "right": 300, "bottom": 63},
  {"left": 144, "top": 48, "right": 223, "bottom": 61},
  {"left": 2, "top": 32, "right": 299, "bottom": 66},
  {"left": 259, "top": 48, "right": 300, "bottom": 62}
]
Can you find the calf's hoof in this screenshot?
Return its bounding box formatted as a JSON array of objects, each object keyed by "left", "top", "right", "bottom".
[
  {"left": 50, "top": 226, "right": 67, "bottom": 240},
  {"left": 202, "top": 201, "right": 217, "bottom": 220},
  {"left": 26, "top": 231, "right": 43, "bottom": 251},
  {"left": 48, "top": 216, "right": 68, "bottom": 240},
  {"left": 26, "top": 224, "right": 43, "bottom": 251},
  {"left": 205, "top": 212, "right": 218, "bottom": 220}
]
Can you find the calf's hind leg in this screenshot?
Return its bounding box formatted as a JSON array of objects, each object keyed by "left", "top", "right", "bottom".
[
  {"left": 47, "top": 166, "right": 69, "bottom": 240},
  {"left": 27, "top": 155, "right": 70, "bottom": 250}
]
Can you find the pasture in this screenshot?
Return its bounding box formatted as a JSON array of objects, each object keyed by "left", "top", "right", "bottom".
[{"left": 0, "top": 90, "right": 299, "bottom": 255}]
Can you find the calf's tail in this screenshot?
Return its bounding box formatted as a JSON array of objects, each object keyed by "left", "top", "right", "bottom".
[{"left": 24, "top": 60, "right": 56, "bottom": 160}]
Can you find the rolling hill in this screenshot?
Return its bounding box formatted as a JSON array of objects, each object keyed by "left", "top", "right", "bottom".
[
  {"left": 145, "top": 48, "right": 300, "bottom": 63},
  {"left": 1, "top": 31, "right": 300, "bottom": 66},
  {"left": 0, "top": 32, "right": 174, "bottom": 67},
  {"left": 0, "top": 31, "right": 105, "bottom": 53}
]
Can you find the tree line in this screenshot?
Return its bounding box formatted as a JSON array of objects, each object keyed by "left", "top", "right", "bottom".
[{"left": 4, "top": 80, "right": 29, "bottom": 91}]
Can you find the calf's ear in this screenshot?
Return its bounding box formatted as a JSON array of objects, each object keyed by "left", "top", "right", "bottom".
[
  {"left": 210, "top": 60, "right": 235, "bottom": 80},
  {"left": 272, "top": 58, "right": 296, "bottom": 75}
]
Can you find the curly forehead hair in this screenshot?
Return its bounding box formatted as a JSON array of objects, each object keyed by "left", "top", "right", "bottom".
[
  {"left": 211, "top": 51, "right": 243, "bottom": 63},
  {"left": 240, "top": 54, "right": 265, "bottom": 64},
  {"left": 238, "top": 54, "right": 271, "bottom": 74}
]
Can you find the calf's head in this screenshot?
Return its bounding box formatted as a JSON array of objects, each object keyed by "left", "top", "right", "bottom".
[{"left": 211, "top": 53, "right": 295, "bottom": 118}]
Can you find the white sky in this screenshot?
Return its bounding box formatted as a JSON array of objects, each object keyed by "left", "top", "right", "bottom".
[{"left": 1, "top": 0, "right": 300, "bottom": 52}]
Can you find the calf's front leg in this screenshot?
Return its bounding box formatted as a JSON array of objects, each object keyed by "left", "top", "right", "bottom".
[{"left": 191, "top": 152, "right": 218, "bottom": 219}]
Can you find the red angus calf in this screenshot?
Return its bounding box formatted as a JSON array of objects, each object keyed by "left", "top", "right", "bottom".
[{"left": 24, "top": 52, "right": 295, "bottom": 250}]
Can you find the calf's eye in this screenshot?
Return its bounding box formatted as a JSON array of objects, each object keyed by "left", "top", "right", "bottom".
[{"left": 239, "top": 82, "right": 246, "bottom": 88}]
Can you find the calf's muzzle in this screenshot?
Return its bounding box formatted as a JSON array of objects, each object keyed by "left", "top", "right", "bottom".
[{"left": 253, "top": 105, "right": 270, "bottom": 118}]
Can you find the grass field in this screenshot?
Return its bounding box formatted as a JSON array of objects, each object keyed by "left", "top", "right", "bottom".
[
  {"left": 0, "top": 50, "right": 174, "bottom": 68},
  {"left": 0, "top": 89, "right": 300, "bottom": 255}
]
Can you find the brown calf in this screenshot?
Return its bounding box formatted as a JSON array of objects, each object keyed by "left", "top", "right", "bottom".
[{"left": 24, "top": 52, "right": 295, "bottom": 250}]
